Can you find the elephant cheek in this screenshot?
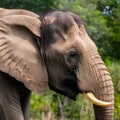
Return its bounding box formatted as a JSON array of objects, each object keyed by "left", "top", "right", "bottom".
[{"left": 76, "top": 63, "right": 94, "bottom": 93}]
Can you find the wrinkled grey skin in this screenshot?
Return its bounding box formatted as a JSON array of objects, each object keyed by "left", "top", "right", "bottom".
[
  {"left": 0, "top": 8, "right": 114, "bottom": 120},
  {"left": 0, "top": 72, "right": 31, "bottom": 120}
]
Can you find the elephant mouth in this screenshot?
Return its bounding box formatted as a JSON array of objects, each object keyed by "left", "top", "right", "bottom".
[
  {"left": 48, "top": 73, "right": 112, "bottom": 107},
  {"left": 83, "top": 92, "right": 112, "bottom": 107}
]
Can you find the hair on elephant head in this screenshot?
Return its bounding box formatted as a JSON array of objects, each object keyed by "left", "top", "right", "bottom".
[{"left": 0, "top": 8, "right": 114, "bottom": 120}]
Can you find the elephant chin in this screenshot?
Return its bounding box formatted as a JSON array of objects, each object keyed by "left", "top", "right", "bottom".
[{"left": 83, "top": 92, "right": 112, "bottom": 107}]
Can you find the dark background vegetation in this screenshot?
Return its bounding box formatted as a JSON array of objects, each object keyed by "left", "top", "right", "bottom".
[{"left": 0, "top": 0, "right": 120, "bottom": 119}]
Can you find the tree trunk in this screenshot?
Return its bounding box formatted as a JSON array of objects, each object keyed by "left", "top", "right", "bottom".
[{"left": 57, "top": 94, "right": 68, "bottom": 119}]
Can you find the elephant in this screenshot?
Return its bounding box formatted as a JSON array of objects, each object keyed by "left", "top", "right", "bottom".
[{"left": 0, "top": 8, "right": 114, "bottom": 120}]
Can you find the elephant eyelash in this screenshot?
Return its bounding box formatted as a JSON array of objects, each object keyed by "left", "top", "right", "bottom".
[
  {"left": 68, "top": 50, "right": 79, "bottom": 58},
  {"left": 65, "top": 49, "right": 80, "bottom": 59},
  {"left": 64, "top": 49, "right": 80, "bottom": 69}
]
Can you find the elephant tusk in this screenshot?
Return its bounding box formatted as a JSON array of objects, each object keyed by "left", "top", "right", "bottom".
[{"left": 83, "top": 92, "right": 112, "bottom": 107}]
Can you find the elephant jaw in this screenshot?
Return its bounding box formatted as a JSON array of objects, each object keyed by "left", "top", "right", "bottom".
[{"left": 83, "top": 92, "right": 112, "bottom": 107}]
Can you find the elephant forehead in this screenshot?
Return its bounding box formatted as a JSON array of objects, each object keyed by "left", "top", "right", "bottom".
[
  {"left": 51, "top": 28, "right": 97, "bottom": 54},
  {"left": 51, "top": 35, "right": 80, "bottom": 52},
  {"left": 50, "top": 26, "right": 86, "bottom": 52}
]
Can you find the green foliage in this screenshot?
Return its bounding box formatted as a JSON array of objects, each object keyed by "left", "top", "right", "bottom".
[
  {"left": 64, "top": 95, "right": 94, "bottom": 120},
  {"left": 96, "top": 0, "right": 120, "bottom": 59},
  {"left": 107, "top": 61, "right": 120, "bottom": 119},
  {"left": 30, "top": 89, "right": 58, "bottom": 119},
  {"left": 30, "top": 91, "right": 95, "bottom": 120},
  {"left": 0, "top": 0, "right": 62, "bottom": 13},
  {"left": 114, "top": 92, "right": 120, "bottom": 120}
]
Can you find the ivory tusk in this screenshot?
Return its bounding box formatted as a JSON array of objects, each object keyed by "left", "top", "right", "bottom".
[{"left": 83, "top": 92, "right": 112, "bottom": 107}]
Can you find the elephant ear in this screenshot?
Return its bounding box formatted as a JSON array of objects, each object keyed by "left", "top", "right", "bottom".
[
  {"left": 0, "top": 15, "right": 48, "bottom": 92},
  {"left": 0, "top": 7, "right": 39, "bottom": 17}
]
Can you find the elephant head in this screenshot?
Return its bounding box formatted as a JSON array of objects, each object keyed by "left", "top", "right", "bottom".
[
  {"left": 40, "top": 11, "right": 114, "bottom": 119},
  {"left": 0, "top": 8, "right": 114, "bottom": 120}
]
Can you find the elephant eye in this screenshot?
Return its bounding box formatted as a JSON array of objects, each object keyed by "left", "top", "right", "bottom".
[
  {"left": 65, "top": 49, "right": 80, "bottom": 68},
  {"left": 68, "top": 50, "right": 79, "bottom": 59}
]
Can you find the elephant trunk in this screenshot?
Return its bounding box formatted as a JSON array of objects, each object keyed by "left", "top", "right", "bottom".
[
  {"left": 93, "top": 72, "right": 114, "bottom": 120},
  {"left": 93, "top": 105, "right": 114, "bottom": 120},
  {"left": 91, "top": 52, "right": 114, "bottom": 120},
  {"left": 93, "top": 74, "right": 114, "bottom": 120},
  {"left": 77, "top": 50, "right": 114, "bottom": 119}
]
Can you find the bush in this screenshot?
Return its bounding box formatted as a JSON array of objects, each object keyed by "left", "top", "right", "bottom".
[
  {"left": 30, "top": 90, "right": 94, "bottom": 120},
  {"left": 107, "top": 61, "right": 120, "bottom": 119}
]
